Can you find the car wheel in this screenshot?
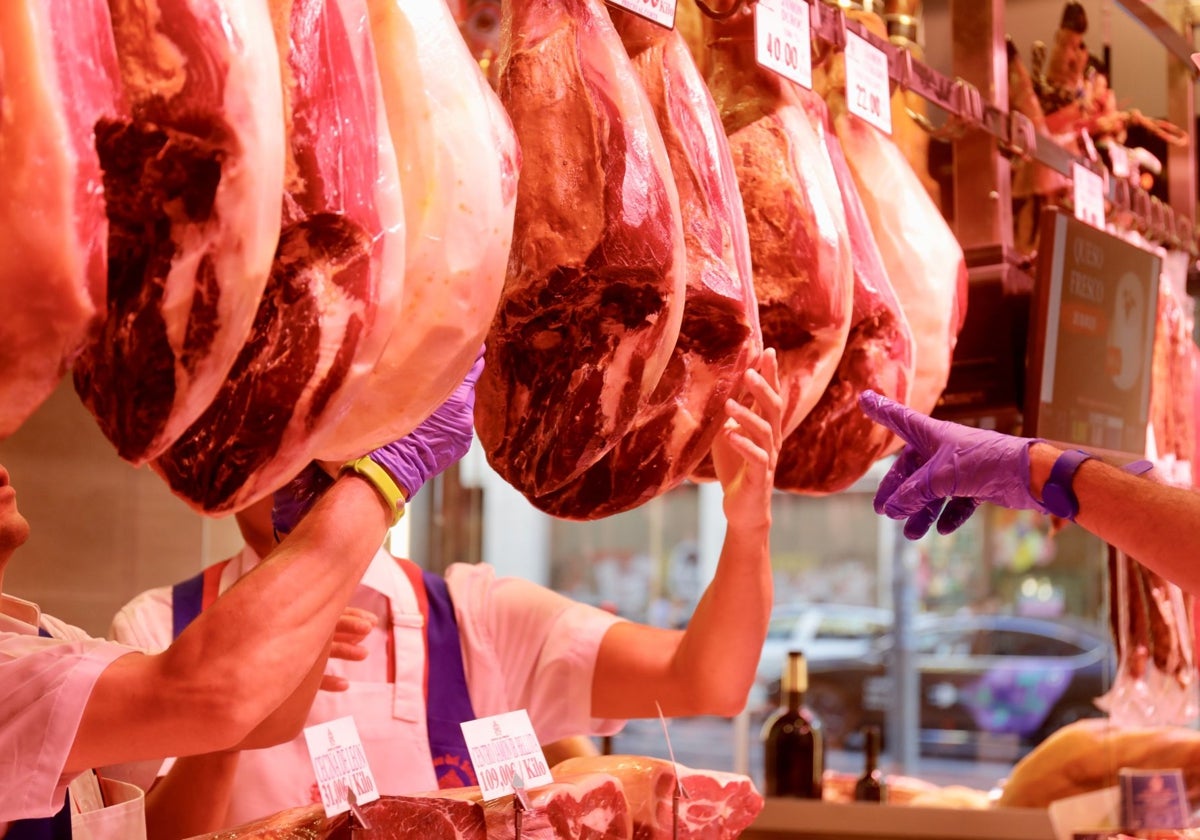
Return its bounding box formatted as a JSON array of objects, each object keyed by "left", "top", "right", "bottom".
[{"left": 807, "top": 683, "right": 860, "bottom": 748}]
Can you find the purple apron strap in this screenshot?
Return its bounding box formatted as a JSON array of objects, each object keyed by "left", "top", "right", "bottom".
[
  {"left": 420, "top": 570, "right": 479, "bottom": 789},
  {"left": 170, "top": 570, "right": 205, "bottom": 639},
  {"left": 171, "top": 559, "right": 232, "bottom": 639},
  {"left": 6, "top": 628, "right": 73, "bottom": 840}
]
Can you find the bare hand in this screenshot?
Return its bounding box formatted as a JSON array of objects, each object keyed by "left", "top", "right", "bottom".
[
  {"left": 320, "top": 607, "right": 377, "bottom": 692},
  {"left": 711, "top": 348, "right": 783, "bottom": 531}
]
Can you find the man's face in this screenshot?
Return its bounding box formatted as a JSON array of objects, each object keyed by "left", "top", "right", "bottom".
[{"left": 0, "top": 464, "right": 31, "bottom": 557}]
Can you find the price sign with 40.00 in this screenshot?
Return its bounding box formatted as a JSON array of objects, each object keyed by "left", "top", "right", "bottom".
[
  {"left": 606, "top": 0, "right": 677, "bottom": 29},
  {"left": 754, "top": 0, "right": 812, "bottom": 90},
  {"left": 844, "top": 30, "right": 891, "bottom": 135}
]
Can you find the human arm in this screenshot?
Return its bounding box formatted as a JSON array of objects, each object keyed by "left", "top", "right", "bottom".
[
  {"left": 137, "top": 606, "right": 375, "bottom": 840},
  {"left": 1027, "top": 442, "right": 1200, "bottom": 593},
  {"left": 65, "top": 475, "right": 392, "bottom": 776},
  {"left": 590, "top": 349, "right": 783, "bottom": 719},
  {"left": 858, "top": 390, "right": 1200, "bottom": 593}
]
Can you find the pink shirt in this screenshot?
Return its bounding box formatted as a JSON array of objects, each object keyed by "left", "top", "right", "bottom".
[{"left": 0, "top": 594, "right": 135, "bottom": 822}]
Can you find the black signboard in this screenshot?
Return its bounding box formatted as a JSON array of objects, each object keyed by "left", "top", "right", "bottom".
[{"left": 1025, "top": 209, "right": 1161, "bottom": 461}]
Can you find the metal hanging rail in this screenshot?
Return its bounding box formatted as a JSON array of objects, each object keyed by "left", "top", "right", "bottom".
[{"left": 805, "top": 0, "right": 1200, "bottom": 255}]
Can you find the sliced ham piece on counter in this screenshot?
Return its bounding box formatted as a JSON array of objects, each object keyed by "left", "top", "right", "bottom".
[
  {"left": 700, "top": 9, "right": 854, "bottom": 445},
  {"left": 150, "top": 0, "right": 406, "bottom": 513},
  {"left": 192, "top": 797, "right": 488, "bottom": 839},
  {"left": 315, "top": 0, "right": 519, "bottom": 462},
  {"left": 327, "top": 796, "right": 489, "bottom": 839},
  {"left": 434, "top": 772, "right": 633, "bottom": 839},
  {"left": 0, "top": 1, "right": 122, "bottom": 440},
  {"left": 476, "top": 0, "right": 687, "bottom": 498},
  {"left": 72, "top": 0, "right": 285, "bottom": 464},
  {"left": 551, "top": 755, "right": 764, "bottom": 840},
  {"left": 815, "top": 45, "right": 967, "bottom": 421},
  {"left": 529, "top": 10, "right": 761, "bottom": 519},
  {"left": 190, "top": 803, "right": 330, "bottom": 839},
  {"left": 774, "top": 92, "right": 914, "bottom": 494}
]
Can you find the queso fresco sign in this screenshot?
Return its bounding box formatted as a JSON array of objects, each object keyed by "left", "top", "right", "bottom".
[
  {"left": 461, "top": 710, "right": 554, "bottom": 800},
  {"left": 1031, "top": 210, "right": 1161, "bottom": 458}
]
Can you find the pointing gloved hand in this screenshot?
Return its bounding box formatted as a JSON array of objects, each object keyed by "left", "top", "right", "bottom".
[
  {"left": 858, "top": 389, "right": 1048, "bottom": 539},
  {"left": 271, "top": 346, "right": 484, "bottom": 536}
]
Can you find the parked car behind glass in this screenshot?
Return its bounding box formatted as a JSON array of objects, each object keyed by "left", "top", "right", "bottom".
[
  {"left": 804, "top": 613, "right": 1114, "bottom": 755},
  {"left": 753, "top": 602, "right": 893, "bottom": 710}
]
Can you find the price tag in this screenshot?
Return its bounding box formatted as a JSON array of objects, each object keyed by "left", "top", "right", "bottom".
[
  {"left": 304, "top": 716, "right": 380, "bottom": 817},
  {"left": 753, "top": 0, "right": 812, "bottom": 90},
  {"left": 844, "top": 30, "right": 891, "bottom": 135},
  {"left": 606, "top": 0, "right": 676, "bottom": 29},
  {"left": 461, "top": 710, "right": 554, "bottom": 802},
  {"left": 1072, "top": 161, "right": 1106, "bottom": 228}
]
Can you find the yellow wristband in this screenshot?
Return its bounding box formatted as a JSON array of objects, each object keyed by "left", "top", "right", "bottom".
[{"left": 340, "top": 456, "right": 407, "bottom": 526}]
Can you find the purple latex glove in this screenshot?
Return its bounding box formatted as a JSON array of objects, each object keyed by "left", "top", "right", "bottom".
[
  {"left": 370, "top": 346, "right": 483, "bottom": 500},
  {"left": 271, "top": 347, "right": 484, "bottom": 536},
  {"left": 858, "top": 390, "right": 1047, "bottom": 539}
]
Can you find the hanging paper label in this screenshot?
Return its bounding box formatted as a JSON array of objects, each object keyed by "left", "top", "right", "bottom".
[
  {"left": 304, "top": 716, "right": 380, "bottom": 817},
  {"left": 606, "top": 0, "right": 677, "bottom": 29},
  {"left": 1109, "top": 143, "right": 1130, "bottom": 179},
  {"left": 1072, "top": 162, "right": 1106, "bottom": 228},
  {"left": 461, "top": 710, "right": 554, "bottom": 801},
  {"left": 844, "top": 30, "right": 891, "bottom": 135},
  {"left": 754, "top": 0, "right": 812, "bottom": 90}
]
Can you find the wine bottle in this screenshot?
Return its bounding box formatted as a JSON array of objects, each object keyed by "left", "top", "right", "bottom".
[
  {"left": 853, "top": 725, "right": 887, "bottom": 803},
  {"left": 761, "top": 650, "right": 824, "bottom": 798}
]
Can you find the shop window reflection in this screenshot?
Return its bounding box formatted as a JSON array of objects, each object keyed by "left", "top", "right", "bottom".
[{"left": 541, "top": 478, "right": 1113, "bottom": 794}]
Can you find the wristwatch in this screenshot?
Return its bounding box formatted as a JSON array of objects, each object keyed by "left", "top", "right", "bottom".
[{"left": 1041, "top": 449, "right": 1094, "bottom": 520}]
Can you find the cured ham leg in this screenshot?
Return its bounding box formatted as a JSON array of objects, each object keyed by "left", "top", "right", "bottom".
[
  {"left": 73, "top": 0, "right": 285, "bottom": 463},
  {"left": 815, "top": 30, "right": 967, "bottom": 419},
  {"left": 774, "top": 93, "right": 914, "bottom": 494},
  {"left": 702, "top": 9, "right": 853, "bottom": 444},
  {"left": 0, "top": 1, "right": 122, "bottom": 439},
  {"left": 475, "top": 0, "right": 687, "bottom": 500},
  {"left": 152, "top": 0, "right": 406, "bottom": 514},
  {"left": 316, "top": 0, "right": 519, "bottom": 462},
  {"left": 531, "top": 11, "right": 761, "bottom": 519}
]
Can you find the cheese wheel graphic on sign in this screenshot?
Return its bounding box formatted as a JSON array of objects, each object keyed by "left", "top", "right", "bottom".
[{"left": 1107, "top": 271, "right": 1146, "bottom": 391}]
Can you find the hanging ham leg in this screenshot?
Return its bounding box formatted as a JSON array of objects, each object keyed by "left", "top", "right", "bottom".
[
  {"left": 530, "top": 10, "right": 761, "bottom": 519},
  {"left": 315, "top": 0, "right": 519, "bottom": 462},
  {"left": 701, "top": 8, "right": 853, "bottom": 447},
  {"left": 151, "top": 0, "right": 406, "bottom": 514},
  {"left": 476, "top": 0, "right": 687, "bottom": 498},
  {"left": 774, "top": 92, "right": 914, "bottom": 494},
  {"left": 815, "top": 36, "right": 968, "bottom": 420},
  {"left": 72, "top": 0, "right": 285, "bottom": 464},
  {"left": 0, "top": 1, "right": 122, "bottom": 440}
]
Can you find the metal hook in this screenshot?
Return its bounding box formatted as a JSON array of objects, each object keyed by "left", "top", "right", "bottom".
[{"left": 693, "top": 0, "right": 750, "bottom": 21}]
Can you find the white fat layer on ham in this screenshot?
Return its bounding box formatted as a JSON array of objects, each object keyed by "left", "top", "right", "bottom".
[
  {"left": 316, "top": 0, "right": 517, "bottom": 461},
  {"left": 108, "top": 0, "right": 188, "bottom": 101}
]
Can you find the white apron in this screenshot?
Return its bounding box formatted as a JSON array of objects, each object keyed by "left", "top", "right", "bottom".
[{"left": 221, "top": 558, "right": 439, "bottom": 826}]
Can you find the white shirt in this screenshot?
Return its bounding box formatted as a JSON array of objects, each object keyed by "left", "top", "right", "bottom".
[
  {"left": 0, "top": 593, "right": 140, "bottom": 828},
  {"left": 109, "top": 548, "right": 623, "bottom": 826}
]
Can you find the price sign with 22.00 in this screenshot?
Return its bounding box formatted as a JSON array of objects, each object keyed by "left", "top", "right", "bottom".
[
  {"left": 606, "top": 0, "right": 677, "bottom": 29},
  {"left": 844, "top": 30, "right": 891, "bottom": 135},
  {"left": 753, "top": 0, "right": 812, "bottom": 89}
]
